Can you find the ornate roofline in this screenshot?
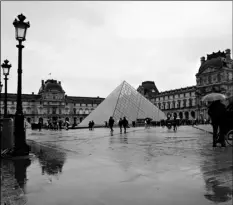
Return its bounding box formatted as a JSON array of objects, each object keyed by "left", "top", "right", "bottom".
[{"left": 157, "top": 85, "right": 196, "bottom": 96}]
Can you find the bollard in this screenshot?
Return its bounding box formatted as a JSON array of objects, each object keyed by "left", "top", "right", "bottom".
[{"left": 1, "top": 118, "right": 14, "bottom": 150}]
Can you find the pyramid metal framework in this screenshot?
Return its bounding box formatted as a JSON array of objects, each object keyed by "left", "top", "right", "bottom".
[{"left": 79, "top": 81, "right": 166, "bottom": 127}]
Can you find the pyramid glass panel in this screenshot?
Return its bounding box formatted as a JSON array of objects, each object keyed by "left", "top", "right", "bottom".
[{"left": 79, "top": 81, "right": 166, "bottom": 127}]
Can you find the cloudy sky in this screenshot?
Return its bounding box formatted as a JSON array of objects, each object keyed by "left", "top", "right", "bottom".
[{"left": 1, "top": 1, "right": 232, "bottom": 98}]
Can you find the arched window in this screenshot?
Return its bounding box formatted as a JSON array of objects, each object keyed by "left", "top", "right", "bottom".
[{"left": 79, "top": 108, "right": 83, "bottom": 115}]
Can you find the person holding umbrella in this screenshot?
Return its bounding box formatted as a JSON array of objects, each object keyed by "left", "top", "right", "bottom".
[{"left": 203, "top": 93, "right": 227, "bottom": 147}]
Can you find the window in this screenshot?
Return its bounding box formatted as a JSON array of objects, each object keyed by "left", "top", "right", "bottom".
[
  {"left": 189, "top": 99, "right": 192, "bottom": 107},
  {"left": 183, "top": 99, "right": 186, "bottom": 108},
  {"left": 177, "top": 101, "right": 180, "bottom": 108}
]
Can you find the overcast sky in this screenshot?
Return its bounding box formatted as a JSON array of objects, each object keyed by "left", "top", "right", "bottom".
[{"left": 1, "top": 1, "right": 232, "bottom": 98}]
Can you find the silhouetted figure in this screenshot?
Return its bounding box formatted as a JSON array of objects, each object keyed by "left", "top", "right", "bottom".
[
  {"left": 65, "top": 120, "right": 69, "bottom": 130},
  {"left": 118, "top": 118, "right": 123, "bottom": 133},
  {"left": 108, "top": 116, "right": 115, "bottom": 132},
  {"left": 132, "top": 121, "right": 136, "bottom": 127},
  {"left": 58, "top": 118, "right": 63, "bottom": 130},
  {"left": 208, "top": 100, "right": 227, "bottom": 147},
  {"left": 91, "top": 120, "right": 95, "bottom": 130},
  {"left": 38, "top": 122, "right": 42, "bottom": 131},
  {"left": 122, "top": 117, "right": 128, "bottom": 133},
  {"left": 88, "top": 121, "right": 92, "bottom": 130},
  {"left": 146, "top": 118, "right": 151, "bottom": 129},
  {"left": 173, "top": 116, "right": 177, "bottom": 131}
]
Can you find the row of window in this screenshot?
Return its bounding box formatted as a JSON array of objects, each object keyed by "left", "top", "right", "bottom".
[
  {"left": 4, "top": 101, "right": 100, "bottom": 107},
  {"left": 198, "top": 74, "right": 222, "bottom": 86},
  {"left": 153, "top": 92, "right": 195, "bottom": 102},
  {"left": 0, "top": 107, "right": 95, "bottom": 115},
  {"left": 155, "top": 98, "right": 195, "bottom": 110}
]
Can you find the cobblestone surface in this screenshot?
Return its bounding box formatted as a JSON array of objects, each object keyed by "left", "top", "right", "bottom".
[
  {"left": 1, "top": 162, "right": 27, "bottom": 205},
  {"left": 1, "top": 126, "right": 232, "bottom": 205}
]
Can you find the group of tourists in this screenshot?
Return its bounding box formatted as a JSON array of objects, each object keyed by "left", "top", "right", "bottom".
[
  {"left": 88, "top": 120, "right": 95, "bottom": 130},
  {"left": 44, "top": 118, "right": 70, "bottom": 130},
  {"left": 108, "top": 116, "right": 129, "bottom": 133}
]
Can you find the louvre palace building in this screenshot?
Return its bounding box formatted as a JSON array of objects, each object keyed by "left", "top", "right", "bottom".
[
  {"left": 0, "top": 49, "right": 232, "bottom": 125},
  {"left": 137, "top": 49, "right": 233, "bottom": 121},
  {"left": 0, "top": 79, "right": 104, "bottom": 125}
]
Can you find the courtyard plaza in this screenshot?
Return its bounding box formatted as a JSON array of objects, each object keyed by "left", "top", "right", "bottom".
[{"left": 1, "top": 125, "right": 232, "bottom": 205}]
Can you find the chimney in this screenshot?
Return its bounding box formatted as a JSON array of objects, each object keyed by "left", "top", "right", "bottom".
[
  {"left": 200, "top": 56, "right": 205, "bottom": 65},
  {"left": 225, "top": 49, "right": 231, "bottom": 60},
  {"left": 32, "top": 92, "right": 34, "bottom": 95},
  {"left": 58, "top": 81, "right": 61, "bottom": 85}
]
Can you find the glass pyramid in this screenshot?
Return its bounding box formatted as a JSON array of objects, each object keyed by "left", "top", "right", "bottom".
[{"left": 78, "top": 81, "right": 166, "bottom": 127}]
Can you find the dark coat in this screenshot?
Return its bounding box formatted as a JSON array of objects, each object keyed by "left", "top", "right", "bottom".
[
  {"left": 208, "top": 101, "right": 226, "bottom": 124},
  {"left": 122, "top": 118, "right": 128, "bottom": 127},
  {"left": 109, "top": 118, "right": 115, "bottom": 126},
  {"left": 118, "top": 120, "right": 123, "bottom": 127}
]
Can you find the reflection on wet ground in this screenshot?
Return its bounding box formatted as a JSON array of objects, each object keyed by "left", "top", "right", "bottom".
[{"left": 1, "top": 126, "right": 232, "bottom": 205}]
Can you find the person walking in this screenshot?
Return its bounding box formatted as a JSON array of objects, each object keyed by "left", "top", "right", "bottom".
[
  {"left": 91, "top": 120, "right": 95, "bottom": 130},
  {"left": 146, "top": 118, "right": 151, "bottom": 129},
  {"left": 173, "top": 115, "right": 177, "bottom": 131},
  {"left": 108, "top": 116, "right": 115, "bottom": 132},
  {"left": 88, "top": 121, "right": 92, "bottom": 130},
  {"left": 208, "top": 100, "right": 227, "bottom": 147},
  {"left": 118, "top": 118, "right": 123, "bottom": 133},
  {"left": 122, "top": 117, "right": 128, "bottom": 133}
]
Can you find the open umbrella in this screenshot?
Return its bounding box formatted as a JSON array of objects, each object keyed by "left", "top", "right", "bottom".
[{"left": 202, "top": 93, "right": 226, "bottom": 102}]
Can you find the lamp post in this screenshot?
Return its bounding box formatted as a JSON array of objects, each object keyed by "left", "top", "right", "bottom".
[
  {"left": 12, "top": 14, "right": 30, "bottom": 156},
  {"left": 0, "top": 66, "right": 3, "bottom": 118},
  {"left": 1, "top": 60, "right": 11, "bottom": 118}
]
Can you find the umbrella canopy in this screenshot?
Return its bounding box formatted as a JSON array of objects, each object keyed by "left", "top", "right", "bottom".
[{"left": 202, "top": 93, "right": 226, "bottom": 102}]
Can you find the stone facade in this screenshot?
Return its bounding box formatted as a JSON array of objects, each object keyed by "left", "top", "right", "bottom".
[
  {"left": 195, "top": 49, "right": 233, "bottom": 120},
  {"left": 151, "top": 86, "right": 197, "bottom": 120},
  {"left": 0, "top": 79, "right": 104, "bottom": 125},
  {"left": 137, "top": 49, "right": 233, "bottom": 121}
]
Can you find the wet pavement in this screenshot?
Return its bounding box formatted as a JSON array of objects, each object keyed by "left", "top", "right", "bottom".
[{"left": 1, "top": 126, "right": 232, "bottom": 205}]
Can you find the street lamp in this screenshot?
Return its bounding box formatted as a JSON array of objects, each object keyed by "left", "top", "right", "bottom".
[
  {"left": 12, "top": 14, "right": 30, "bottom": 156},
  {"left": 0, "top": 66, "right": 3, "bottom": 118},
  {"left": 1, "top": 60, "right": 11, "bottom": 118}
]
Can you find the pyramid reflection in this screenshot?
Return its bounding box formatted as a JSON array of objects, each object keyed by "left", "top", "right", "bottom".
[{"left": 79, "top": 81, "right": 166, "bottom": 127}]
